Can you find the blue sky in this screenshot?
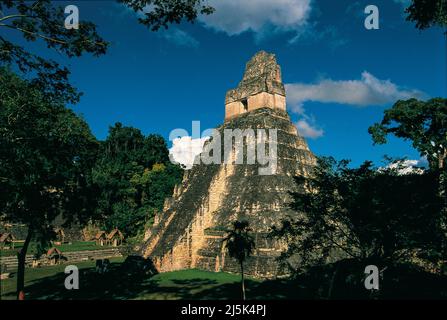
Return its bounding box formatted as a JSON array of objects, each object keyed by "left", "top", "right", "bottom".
[{"left": 6, "top": 0, "right": 446, "bottom": 167}]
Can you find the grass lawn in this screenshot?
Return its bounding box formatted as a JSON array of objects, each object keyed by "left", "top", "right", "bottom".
[
  {"left": 0, "top": 257, "right": 125, "bottom": 299},
  {"left": 0, "top": 241, "right": 116, "bottom": 257},
  {"left": 135, "top": 269, "right": 251, "bottom": 300},
  {"left": 3, "top": 258, "right": 445, "bottom": 300},
  {"left": 0, "top": 258, "right": 297, "bottom": 300}
]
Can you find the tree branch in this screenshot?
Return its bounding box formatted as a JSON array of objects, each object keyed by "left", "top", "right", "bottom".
[
  {"left": 0, "top": 23, "right": 107, "bottom": 48},
  {"left": 0, "top": 14, "right": 37, "bottom": 23},
  {"left": 0, "top": 23, "right": 67, "bottom": 45},
  {"left": 324, "top": 232, "right": 358, "bottom": 259}
]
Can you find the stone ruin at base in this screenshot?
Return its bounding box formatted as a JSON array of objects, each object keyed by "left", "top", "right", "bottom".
[{"left": 140, "top": 51, "right": 316, "bottom": 278}]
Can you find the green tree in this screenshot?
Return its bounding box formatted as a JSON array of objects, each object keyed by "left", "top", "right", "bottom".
[
  {"left": 119, "top": 0, "right": 214, "bottom": 31},
  {"left": 369, "top": 98, "right": 446, "bottom": 172},
  {"left": 93, "top": 123, "right": 183, "bottom": 237},
  {"left": 1, "top": 1, "right": 107, "bottom": 299},
  {"left": 368, "top": 98, "right": 447, "bottom": 244},
  {"left": 0, "top": 0, "right": 200, "bottom": 299},
  {"left": 272, "top": 157, "right": 443, "bottom": 296},
  {"left": 0, "top": 68, "right": 99, "bottom": 299},
  {"left": 0, "top": 0, "right": 215, "bottom": 102},
  {"left": 223, "top": 220, "right": 255, "bottom": 300},
  {"left": 405, "top": 0, "right": 447, "bottom": 32},
  {"left": 0, "top": 0, "right": 108, "bottom": 104}
]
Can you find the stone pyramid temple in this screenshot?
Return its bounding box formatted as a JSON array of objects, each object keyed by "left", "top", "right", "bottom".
[{"left": 140, "top": 51, "right": 316, "bottom": 278}]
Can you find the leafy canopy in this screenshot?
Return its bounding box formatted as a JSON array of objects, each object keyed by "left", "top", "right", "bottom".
[
  {"left": 92, "top": 123, "right": 183, "bottom": 237},
  {"left": 119, "top": 0, "right": 214, "bottom": 31},
  {"left": 272, "top": 157, "right": 443, "bottom": 273},
  {"left": 0, "top": 67, "right": 99, "bottom": 245},
  {"left": 0, "top": 0, "right": 108, "bottom": 104},
  {"left": 0, "top": 0, "right": 215, "bottom": 103},
  {"left": 405, "top": 0, "right": 447, "bottom": 31},
  {"left": 368, "top": 98, "right": 447, "bottom": 171}
]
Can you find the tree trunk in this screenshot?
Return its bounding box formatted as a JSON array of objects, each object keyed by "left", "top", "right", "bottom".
[
  {"left": 439, "top": 149, "right": 447, "bottom": 258},
  {"left": 240, "top": 262, "right": 246, "bottom": 300},
  {"left": 16, "top": 227, "right": 33, "bottom": 300}
]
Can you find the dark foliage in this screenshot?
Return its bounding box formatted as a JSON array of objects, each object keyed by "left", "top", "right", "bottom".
[
  {"left": 118, "top": 0, "right": 214, "bottom": 31},
  {"left": 272, "top": 157, "right": 444, "bottom": 273},
  {"left": 92, "top": 122, "right": 183, "bottom": 237},
  {"left": 0, "top": 68, "right": 100, "bottom": 298},
  {"left": 224, "top": 220, "right": 256, "bottom": 300},
  {"left": 405, "top": 0, "right": 447, "bottom": 31},
  {"left": 368, "top": 98, "right": 447, "bottom": 172},
  {"left": 0, "top": 0, "right": 108, "bottom": 104}
]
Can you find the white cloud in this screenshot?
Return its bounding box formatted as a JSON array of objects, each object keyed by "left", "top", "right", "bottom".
[
  {"left": 295, "top": 119, "right": 324, "bottom": 139},
  {"left": 286, "top": 71, "right": 425, "bottom": 107},
  {"left": 382, "top": 157, "right": 427, "bottom": 175},
  {"left": 199, "top": 0, "right": 312, "bottom": 36},
  {"left": 289, "top": 102, "right": 306, "bottom": 115},
  {"left": 169, "top": 136, "right": 209, "bottom": 169},
  {"left": 286, "top": 71, "right": 425, "bottom": 140}
]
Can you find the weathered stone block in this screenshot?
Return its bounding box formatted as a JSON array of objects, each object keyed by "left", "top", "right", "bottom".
[{"left": 225, "top": 51, "right": 286, "bottom": 120}]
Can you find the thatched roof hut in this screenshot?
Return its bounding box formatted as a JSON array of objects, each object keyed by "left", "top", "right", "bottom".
[
  {"left": 94, "top": 231, "right": 106, "bottom": 240},
  {"left": 107, "top": 229, "right": 124, "bottom": 247},
  {"left": 0, "top": 233, "right": 15, "bottom": 249},
  {"left": 95, "top": 231, "right": 107, "bottom": 246}
]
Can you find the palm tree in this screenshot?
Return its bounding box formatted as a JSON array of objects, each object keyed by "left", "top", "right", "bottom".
[{"left": 223, "top": 220, "right": 255, "bottom": 300}]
